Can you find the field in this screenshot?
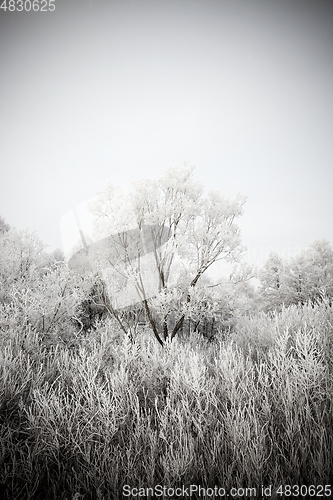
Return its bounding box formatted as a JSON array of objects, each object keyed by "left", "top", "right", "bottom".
[{"left": 0, "top": 300, "right": 332, "bottom": 499}]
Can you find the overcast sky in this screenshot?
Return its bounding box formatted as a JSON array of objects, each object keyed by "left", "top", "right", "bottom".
[{"left": 1, "top": 0, "right": 332, "bottom": 269}]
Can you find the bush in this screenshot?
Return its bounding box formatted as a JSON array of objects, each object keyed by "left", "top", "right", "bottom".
[{"left": 0, "top": 300, "right": 332, "bottom": 498}]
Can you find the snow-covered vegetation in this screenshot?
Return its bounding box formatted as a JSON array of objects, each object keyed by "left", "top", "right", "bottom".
[{"left": 0, "top": 166, "right": 332, "bottom": 498}]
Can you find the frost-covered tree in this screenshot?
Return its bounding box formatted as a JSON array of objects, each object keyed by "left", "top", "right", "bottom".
[
  {"left": 0, "top": 228, "right": 48, "bottom": 298},
  {"left": 0, "top": 215, "right": 10, "bottom": 234},
  {"left": 0, "top": 226, "right": 90, "bottom": 336},
  {"left": 89, "top": 163, "right": 246, "bottom": 345},
  {"left": 285, "top": 239, "right": 333, "bottom": 305},
  {"left": 259, "top": 252, "right": 286, "bottom": 311},
  {"left": 259, "top": 239, "right": 333, "bottom": 311},
  {"left": 305, "top": 239, "right": 333, "bottom": 298}
]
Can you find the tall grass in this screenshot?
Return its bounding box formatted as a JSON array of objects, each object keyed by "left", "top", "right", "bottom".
[{"left": 0, "top": 302, "right": 332, "bottom": 499}]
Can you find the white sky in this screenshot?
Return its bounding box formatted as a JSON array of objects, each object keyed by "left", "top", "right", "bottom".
[{"left": 1, "top": 0, "right": 332, "bottom": 270}]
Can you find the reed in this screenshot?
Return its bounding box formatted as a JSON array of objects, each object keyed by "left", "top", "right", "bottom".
[{"left": 0, "top": 302, "right": 332, "bottom": 499}]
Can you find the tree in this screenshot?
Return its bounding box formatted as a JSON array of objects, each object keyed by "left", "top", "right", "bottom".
[
  {"left": 305, "top": 239, "right": 333, "bottom": 299},
  {"left": 0, "top": 215, "right": 10, "bottom": 234},
  {"left": 0, "top": 226, "right": 90, "bottom": 337},
  {"left": 258, "top": 252, "right": 286, "bottom": 311},
  {"left": 284, "top": 239, "right": 333, "bottom": 305},
  {"left": 258, "top": 239, "right": 333, "bottom": 311},
  {"left": 0, "top": 227, "right": 48, "bottom": 299},
  {"left": 88, "top": 164, "right": 246, "bottom": 346}
]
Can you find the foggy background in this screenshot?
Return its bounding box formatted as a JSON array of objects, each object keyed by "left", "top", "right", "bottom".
[{"left": 1, "top": 0, "right": 332, "bottom": 269}]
